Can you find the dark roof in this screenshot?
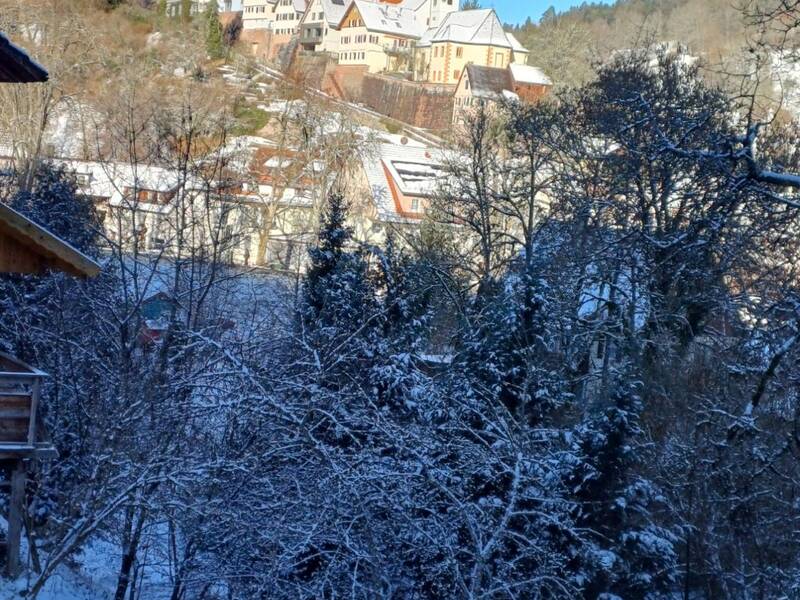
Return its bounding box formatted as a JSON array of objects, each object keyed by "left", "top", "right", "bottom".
[
  {"left": 465, "top": 64, "right": 511, "bottom": 100},
  {"left": 0, "top": 32, "right": 48, "bottom": 83}
]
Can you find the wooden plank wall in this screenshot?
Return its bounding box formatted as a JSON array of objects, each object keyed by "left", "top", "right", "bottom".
[
  {"left": 0, "top": 395, "right": 31, "bottom": 443},
  {"left": 0, "top": 229, "right": 48, "bottom": 274}
]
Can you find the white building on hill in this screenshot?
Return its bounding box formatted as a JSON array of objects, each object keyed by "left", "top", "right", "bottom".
[
  {"left": 298, "top": 0, "right": 349, "bottom": 53},
  {"left": 335, "top": 0, "right": 424, "bottom": 72},
  {"left": 242, "top": 0, "right": 308, "bottom": 60},
  {"left": 298, "top": 0, "right": 457, "bottom": 56}
]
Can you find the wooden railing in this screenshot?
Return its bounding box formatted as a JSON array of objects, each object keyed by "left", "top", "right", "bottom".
[{"left": 0, "top": 352, "right": 44, "bottom": 451}]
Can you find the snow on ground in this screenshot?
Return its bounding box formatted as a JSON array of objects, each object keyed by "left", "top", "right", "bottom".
[
  {"left": 0, "top": 533, "right": 115, "bottom": 600},
  {"left": 771, "top": 51, "right": 800, "bottom": 117},
  {"left": 1, "top": 566, "right": 106, "bottom": 600}
]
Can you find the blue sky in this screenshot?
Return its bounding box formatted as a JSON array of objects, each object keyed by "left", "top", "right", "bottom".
[{"left": 491, "top": 0, "right": 614, "bottom": 25}]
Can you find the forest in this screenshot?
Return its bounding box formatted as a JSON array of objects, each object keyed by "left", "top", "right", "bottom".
[{"left": 2, "top": 0, "right": 800, "bottom": 599}]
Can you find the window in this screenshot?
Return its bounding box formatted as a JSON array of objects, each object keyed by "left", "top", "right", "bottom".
[
  {"left": 453, "top": 70, "right": 459, "bottom": 80},
  {"left": 456, "top": 46, "right": 463, "bottom": 58},
  {"left": 411, "top": 198, "right": 420, "bottom": 212}
]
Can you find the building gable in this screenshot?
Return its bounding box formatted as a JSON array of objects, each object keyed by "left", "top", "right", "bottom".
[{"left": 340, "top": 2, "right": 364, "bottom": 28}]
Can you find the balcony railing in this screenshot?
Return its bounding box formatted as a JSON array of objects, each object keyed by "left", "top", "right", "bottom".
[{"left": 0, "top": 352, "right": 56, "bottom": 459}]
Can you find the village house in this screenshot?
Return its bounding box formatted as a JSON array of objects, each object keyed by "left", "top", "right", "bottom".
[
  {"left": 46, "top": 132, "right": 449, "bottom": 273},
  {"left": 241, "top": 0, "right": 308, "bottom": 61},
  {"left": 300, "top": 0, "right": 458, "bottom": 55},
  {"left": 335, "top": 0, "right": 423, "bottom": 73},
  {"left": 414, "top": 9, "right": 529, "bottom": 85},
  {"left": 298, "top": 0, "right": 348, "bottom": 54},
  {"left": 453, "top": 62, "right": 552, "bottom": 123},
  {"left": 356, "top": 138, "right": 447, "bottom": 226}
]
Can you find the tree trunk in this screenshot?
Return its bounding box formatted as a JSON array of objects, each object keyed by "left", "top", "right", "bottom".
[{"left": 113, "top": 510, "right": 146, "bottom": 600}]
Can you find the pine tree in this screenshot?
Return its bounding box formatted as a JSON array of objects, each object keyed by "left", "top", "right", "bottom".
[
  {"left": 205, "top": 0, "right": 224, "bottom": 58},
  {"left": 565, "top": 382, "right": 678, "bottom": 598},
  {"left": 180, "top": 0, "right": 191, "bottom": 22},
  {"left": 368, "top": 237, "right": 433, "bottom": 412},
  {"left": 462, "top": 260, "right": 564, "bottom": 426},
  {"left": 301, "top": 192, "right": 354, "bottom": 324}
]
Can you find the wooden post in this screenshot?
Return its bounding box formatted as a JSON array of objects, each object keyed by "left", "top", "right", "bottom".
[{"left": 6, "top": 460, "right": 25, "bottom": 578}]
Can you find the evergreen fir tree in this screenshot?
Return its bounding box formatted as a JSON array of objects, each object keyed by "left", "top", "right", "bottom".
[
  {"left": 180, "top": 0, "right": 192, "bottom": 22},
  {"left": 205, "top": 0, "right": 224, "bottom": 59},
  {"left": 368, "top": 237, "right": 433, "bottom": 412},
  {"left": 462, "top": 260, "right": 563, "bottom": 425},
  {"left": 565, "top": 382, "right": 678, "bottom": 598},
  {"left": 302, "top": 192, "right": 354, "bottom": 324}
]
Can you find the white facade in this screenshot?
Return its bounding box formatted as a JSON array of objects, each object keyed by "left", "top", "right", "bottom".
[
  {"left": 409, "top": 0, "right": 457, "bottom": 30},
  {"left": 298, "top": 0, "right": 347, "bottom": 53},
  {"left": 243, "top": 0, "right": 306, "bottom": 35},
  {"left": 166, "top": 0, "right": 214, "bottom": 17},
  {"left": 298, "top": 0, "right": 456, "bottom": 55}
]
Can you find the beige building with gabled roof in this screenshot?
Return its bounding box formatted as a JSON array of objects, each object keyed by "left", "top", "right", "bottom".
[{"left": 414, "top": 8, "right": 530, "bottom": 85}]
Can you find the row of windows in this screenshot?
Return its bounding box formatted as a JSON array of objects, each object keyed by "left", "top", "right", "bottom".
[
  {"left": 433, "top": 45, "right": 464, "bottom": 58},
  {"left": 244, "top": 4, "right": 300, "bottom": 18},
  {"left": 341, "top": 34, "right": 381, "bottom": 45},
  {"left": 430, "top": 69, "right": 459, "bottom": 82},
  {"left": 340, "top": 51, "right": 366, "bottom": 61}
]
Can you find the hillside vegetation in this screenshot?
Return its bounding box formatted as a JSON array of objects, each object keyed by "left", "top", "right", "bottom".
[{"left": 510, "top": 0, "right": 750, "bottom": 88}]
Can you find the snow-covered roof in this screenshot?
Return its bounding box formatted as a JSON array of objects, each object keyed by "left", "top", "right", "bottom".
[
  {"left": 416, "top": 26, "right": 436, "bottom": 48},
  {"left": 509, "top": 63, "right": 552, "bottom": 86},
  {"left": 429, "top": 9, "right": 511, "bottom": 49},
  {"left": 292, "top": 0, "right": 307, "bottom": 12},
  {"left": 344, "top": 0, "right": 424, "bottom": 38},
  {"left": 46, "top": 159, "right": 208, "bottom": 215},
  {"left": 505, "top": 32, "right": 529, "bottom": 56},
  {"left": 59, "top": 161, "right": 189, "bottom": 195},
  {"left": 397, "top": 0, "right": 428, "bottom": 10},
  {"left": 319, "top": 0, "right": 349, "bottom": 28},
  {"left": 361, "top": 142, "right": 448, "bottom": 223}
]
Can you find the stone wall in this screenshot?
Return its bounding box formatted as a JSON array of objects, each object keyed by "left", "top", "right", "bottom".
[
  {"left": 324, "top": 65, "right": 368, "bottom": 101},
  {"left": 240, "top": 29, "right": 273, "bottom": 63},
  {"left": 287, "top": 52, "right": 330, "bottom": 89},
  {"left": 360, "top": 74, "right": 455, "bottom": 130}
]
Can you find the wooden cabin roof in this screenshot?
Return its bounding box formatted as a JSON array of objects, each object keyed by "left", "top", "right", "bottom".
[
  {"left": 0, "top": 203, "right": 101, "bottom": 277},
  {"left": 0, "top": 32, "right": 48, "bottom": 83}
]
